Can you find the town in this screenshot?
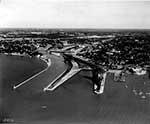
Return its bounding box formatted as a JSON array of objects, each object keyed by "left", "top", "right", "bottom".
[
  {"left": 1, "top": 29, "right": 150, "bottom": 76},
  {"left": 1, "top": 29, "right": 150, "bottom": 123}
]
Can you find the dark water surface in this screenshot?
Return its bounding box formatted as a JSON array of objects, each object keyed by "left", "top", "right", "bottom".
[{"left": 0, "top": 54, "right": 150, "bottom": 124}]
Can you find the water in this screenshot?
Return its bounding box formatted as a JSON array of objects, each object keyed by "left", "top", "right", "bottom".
[{"left": 0, "top": 54, "right": 47, "bottom": 123}]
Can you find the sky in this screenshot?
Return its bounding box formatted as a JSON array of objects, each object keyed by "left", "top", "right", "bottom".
[{"left": 0, "top": 0, "right": 150, "bottom": 29}]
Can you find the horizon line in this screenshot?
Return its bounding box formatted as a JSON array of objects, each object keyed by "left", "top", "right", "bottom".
[{"left": 1, "top": 27, "right": 150, "bottom": 30}]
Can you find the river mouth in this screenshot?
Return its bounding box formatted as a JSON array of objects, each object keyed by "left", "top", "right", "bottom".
[{"left": 1, "top": 54, "right": 150, "bottom": 124}]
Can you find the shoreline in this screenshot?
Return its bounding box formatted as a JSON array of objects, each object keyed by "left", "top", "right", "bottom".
[
  {"left": 0, "top": 53, "right": 52, "bottom": 89},
  {"left": 1, "top": 53, "right": 51, "bottom": 68},
  {"left": 44, "top": 60, "right": 79, "bottom": 91},
  {"left": 13, "top": 54, "right": 51, "bottom": 89}
]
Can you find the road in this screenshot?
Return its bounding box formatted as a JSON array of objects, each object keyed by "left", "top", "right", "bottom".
[{"left": 1, "top": 55, "right": 150, "bottom": 124}]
